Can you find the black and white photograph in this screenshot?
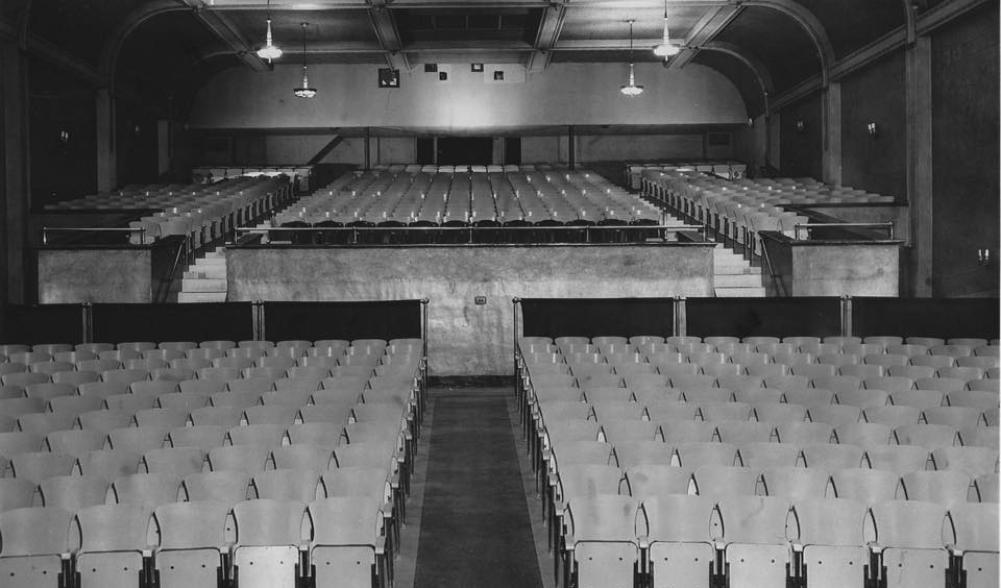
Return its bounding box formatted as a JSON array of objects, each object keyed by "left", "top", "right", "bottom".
[{"left": 0, "top": 0, "right": 997, "bottom": 587}]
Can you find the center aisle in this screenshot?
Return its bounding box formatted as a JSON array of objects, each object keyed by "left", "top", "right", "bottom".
[{"left": 413, "top": 387, "right": 544, "bottom": 588}]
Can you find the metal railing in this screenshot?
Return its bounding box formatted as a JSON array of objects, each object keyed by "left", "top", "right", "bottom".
[
  {"left": 236, "top": 223, "right": 707, "bottom": 245},
  {"left": 42, "top": 226, "right": 147, "bottom": 245},
  {"left": 793, "top": 222, "right": 895, "bottom": 241}
]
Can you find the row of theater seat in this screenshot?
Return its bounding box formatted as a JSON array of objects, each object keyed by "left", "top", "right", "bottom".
[
  {"left": 556, "top": 495, "right": 993, "bottom": 588},
  {"left": 369, "top": 164, "right": 567, "bottom": 173},
  {"left": 517, "top": 334, "right": 998, "bottom": 588},
  {"left": 626, "top": 161, "right": 748, "bottom": 188},
  {"left": 43, "top": 176, "right": 291, "bottom": 248},
  {"left": 641, "top": 168, "right": 896, "bottom": 258},
  {"left": 274, "top": 169, "right": 661, "bottom": 227},
  {"left": 0, "top": 337, "right": 423, "bottom": 588}
]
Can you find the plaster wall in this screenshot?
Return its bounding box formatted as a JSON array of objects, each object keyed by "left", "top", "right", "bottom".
[
  {"left": 226, "top": 244, "right": 715, "bottom": 375},
  {"left": 189, "top": 63, "right": 747, "bottom": 130}
]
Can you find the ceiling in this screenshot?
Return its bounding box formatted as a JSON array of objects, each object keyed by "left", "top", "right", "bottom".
[{"left": 7, "top": 0, "right": 914, "bottom": 117}]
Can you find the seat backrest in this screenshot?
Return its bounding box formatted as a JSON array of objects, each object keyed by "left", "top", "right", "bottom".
[
  {"left": 112, "top": 473, "right": 181, "bottom": 506},
  {"left": 254, "top": 470, "right": 321, "bottom": 502},
  {"left": 154, "top": 501, "right": 231, "bottom": 549},
  {"left": 233, "top": 499, "right": 306, "bottom": 546},
  {"left": 792, "top": 499, "right": 867, "bottom": 546},
  {"left": 76, "top": 503, "right": 152, "bottom": 552},
  {"left": 39, "top": 475, "right": 109, "bottom": 511},
  {"left": 0, "top": 507, "right": 74, "bottom": 555}
]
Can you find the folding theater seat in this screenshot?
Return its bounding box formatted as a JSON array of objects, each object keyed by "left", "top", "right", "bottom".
[
  {"left": 868, "top": 501, "right": 950, "bottom": 588},
  {"left": 948, "top": 503, "right": 999, "bottom": 588},
  {"left": 255, "top": 470, "right": 322, "bottom": 502},
  {"left": 308, "top": 497, "right": 390, "bottom": 588},
  {"left": 73, "top": 503, "right": 154, "bottom": 588},
  {"left": 716, "top": 496, "right": 792, "bottom": 588},
  {"left": 641, "top": 495, "right": 716, "bottom": 588},
  {"left": 789, "top": 499, "right": 869, "bottom": 588},
  {"left": 152, "top": 501, "right": 233, "bottom": 588},
  {"left": 558, "top": 496, "right": 642, "bottom": 588},
  {"left": 0, "top": 506, "right": 75, "bottom": 588}
]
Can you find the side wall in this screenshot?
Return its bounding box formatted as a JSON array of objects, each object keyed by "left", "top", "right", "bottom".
[
  {"left": 226, "top": 245, "right": 715, "bottom": 376},
  {"left": 840, "top": 52, "right": 907, "bottom": 200},
  {"left": 930, "top": 4, "right": 1000, "bottom": 297}
]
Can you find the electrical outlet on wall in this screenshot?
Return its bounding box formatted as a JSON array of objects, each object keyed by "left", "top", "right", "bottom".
[{"left": 474, "top": 296, "right": 487, "bottom": 305}]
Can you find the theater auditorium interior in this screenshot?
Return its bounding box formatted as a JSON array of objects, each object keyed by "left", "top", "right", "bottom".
[{"left": 0, "top": 0, "right": 999, "bottom": 587}]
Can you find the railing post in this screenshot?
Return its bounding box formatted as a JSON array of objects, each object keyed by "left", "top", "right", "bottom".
[
  {"left": 841, "top": 295, "right": 853, "bottom": 338},
  {"left": 253, "top": 300, "right": 265, "bottom": 341},
  {"left": 513, "top": 297, "right": 521, "bottom": 397},
  {"left": 674, "top": 296, "right": 686, "bottom": 338},
  {"left": 81, "top": 303, "right": 93, "bottom": 344}
]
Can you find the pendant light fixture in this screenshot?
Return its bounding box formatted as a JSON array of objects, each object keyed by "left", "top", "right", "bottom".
[
  {"left": 256, "top": 0, "right": 282, "bottom": 61},
  {"left": 652, "top": 0, "right": 681, "bottom": 57},
  {"left": 620, "top": 20, "right": 644, "bottom": 97},
  {"left": 293, "top": 22, "right": 317, "bottom": 98}
]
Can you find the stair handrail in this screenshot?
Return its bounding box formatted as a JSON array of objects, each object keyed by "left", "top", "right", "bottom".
[
  {"left": 156, "top": 238, "right": 189, "bottom": 303},
  {"left": 758, "top": 236, "right": 787, "bottom": 297}
]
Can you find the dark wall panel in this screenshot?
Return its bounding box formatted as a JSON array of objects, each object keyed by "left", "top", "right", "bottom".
[
  {"left": 853, "top": 298, "right": 1000, "bottom": 340},
  {"left": 521, "top": 298, "right": 674, "bottom": 339},
  {"left": 92, "top": 303, "right": 254, "bottom": 343},
  {"left": 263, "top": 301, "right": 422, "bottom": 342},
  {"left": 931, "top": 4, "right": 1000, "bottom": 296},
  {"left": 779, "top": 93, "right": 823, "bottom": 179},
  {"left": 686, "top": 298, "right": 842, "bottom": 339},
  {"left": 1, "top": 304, "right": 83, "bottom": 344},
  {"left": 841, "top": 51, "right": 907, "bottom": 200}
]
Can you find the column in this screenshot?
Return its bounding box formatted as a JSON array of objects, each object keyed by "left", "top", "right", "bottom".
[{"left": 905, "top": 36, "right": 933, "bottom": 296}]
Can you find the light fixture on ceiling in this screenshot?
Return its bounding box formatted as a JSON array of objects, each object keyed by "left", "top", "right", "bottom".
[
  {"left": 256, "top": 0, "right": 282, "bottom": 61},
  {"left": 652, "top": 0, "right": 681, "bottom": 57},
  {"left": 293, "top": 22, "right": 317, "bottom": 98},
  {"left": 620, "top": 20, "right": 644, "bottom": 97}
]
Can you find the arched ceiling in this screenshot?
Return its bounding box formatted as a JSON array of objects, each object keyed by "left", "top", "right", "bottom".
[{"left": 0, "top": 0, "right": 947, "bottom": 117}]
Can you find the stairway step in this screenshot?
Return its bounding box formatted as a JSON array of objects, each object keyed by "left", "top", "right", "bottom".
[
  {"left": 178, "top": 292, "right": 227, "bottom": 303},
  {"left": 715, "top": 287, "right": 767, "bottom": 297},
  {"left": 715, "top": 273, "right": 765, "bottom": 288},
  {"left": 197, "top": 257, "right": 226, "bottom": 266},
  {"left": 181, "top": 278, "right": 227, "bottom": 292},
  {"left": 185, "top": 267, "right": 226, "bottom": 279},
  {"left": 714, "top": 265, "right": 761, "bottom": 275}
]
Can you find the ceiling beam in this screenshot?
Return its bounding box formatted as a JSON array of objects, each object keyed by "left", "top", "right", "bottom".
[
  {"left": 700, "top": 39, "right": 774, "bottom": 101},
  {"left": 740, "top": 0, "right": 835, "bottom": 87},
  {"left": 182, "top": 0, "right": 271, "bottom": 72},
  {"left": 666, "top": 1, "right": 741, "bottom": 69},
  {"left": 552, "top": 38, "right": 672, "bottom": 50},
  {"left": 204, "top": 0, "right": 731, "bottom": 9},
  {"left": 366, "top": 0, "right": 411, "bottom": 72},
  {"left": 527, "top": 2, "right": 567, "bottom": 73}
]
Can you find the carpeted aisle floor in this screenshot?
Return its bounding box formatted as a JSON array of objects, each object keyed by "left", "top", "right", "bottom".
[{"left": 413, "top": 387, "right": 544, "bottom": 588}]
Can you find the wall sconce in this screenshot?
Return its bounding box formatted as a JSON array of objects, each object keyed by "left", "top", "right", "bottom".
[
  {"left": 747, "top": 117, "right": 754, "bottom": 128},
  {"left": 978, "top": 248, "right": 992, "bottom": 266},
  {"left": 58, "top": 130, "right": 70, "bottom": 144},
  {"left": 866, "top": 122, "right": 878, "bottom": 138},
  {"left": 795, "top": 120, "right": 805, "bottom": 133}
]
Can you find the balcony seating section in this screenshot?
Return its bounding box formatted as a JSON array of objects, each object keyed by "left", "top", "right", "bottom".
[
  {"left": 640, "top": 167, "right": 897, "bottom": 258},
  {"left": 273, "top": 168, "right": 662, "bottom": 229},
  {"left": 44, "top": 176, "right": 292, "bottom": 247},
  {"left": 0, "top": 337, "right": 424, "bottom": 588},
  {"left": 517, "top": 333, "right": 999, "bottom": 588}
]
